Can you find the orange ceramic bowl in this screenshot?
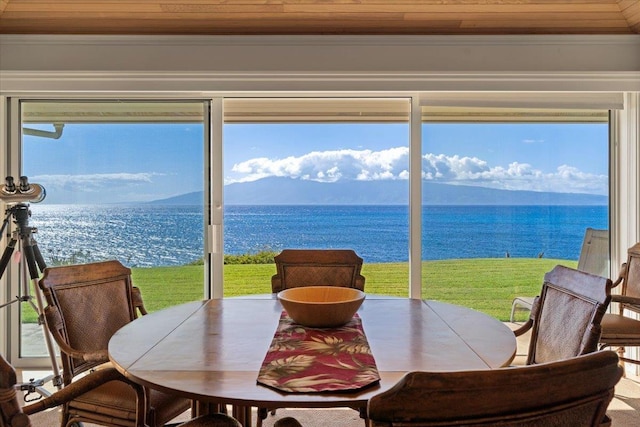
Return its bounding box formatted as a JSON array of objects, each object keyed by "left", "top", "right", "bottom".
[{"left": 277, "top": 286, "right": 365, "bottom": 328}]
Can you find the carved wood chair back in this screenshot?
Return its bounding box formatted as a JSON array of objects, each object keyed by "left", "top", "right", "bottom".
[
  {"left": 271, "top": 249, "right": 365, "bottom": 293},
  {"left": 37, "top": 260, "right": 190, "bottom": 427},
  {"left": 367, "top": 351, "right": 622, "bottom": 427},
  {"left": 513, "top": 264, "right": 612, "bottom": 365}
]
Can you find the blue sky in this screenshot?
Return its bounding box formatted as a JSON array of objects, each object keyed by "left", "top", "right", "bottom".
[
  {"left": 225, "top": 122, "right": 608, "bottom": 194},
  {"left": 22, "top": 121, "right": 608, "bottom": 204}
]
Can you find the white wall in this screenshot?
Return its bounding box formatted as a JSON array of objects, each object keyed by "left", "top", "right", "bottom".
[{"left": 1, "top": 35, "right": 639, "bottom": 93}]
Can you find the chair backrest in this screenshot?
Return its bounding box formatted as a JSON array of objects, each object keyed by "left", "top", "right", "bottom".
[
  {"left": 526, "top": 265, "right": 612, "bottom": 365},
  {"left": 367, "top": 350, "right": 622, "bottom": 427},
  {"left": 577, "top": 228, "right": 609, "bottom": 278},
  {"left": 0, "top": 353, "right": 32, "bottom": 427},
  {"left": 38, "top": 260, "right": 142, "bottom": 383},
  {"left": 271, "top": 249, "right": 365, "bottom": 293},
  {"left": 618, "top": 242, "right": 640, "bottom": 302}
]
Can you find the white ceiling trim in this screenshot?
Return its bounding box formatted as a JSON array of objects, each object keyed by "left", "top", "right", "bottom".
[
  {"left": 2, "top": 34, "right": 639, "bottom": 93},
  {"left": 2, "top": 34, "right": 639, "bottom": 75},
  {"left": 2, "top": 71, "right": 639, "bottom": 94}
]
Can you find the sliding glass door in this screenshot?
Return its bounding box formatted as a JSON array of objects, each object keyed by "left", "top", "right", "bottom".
[
  {"left": 421, "top": 106, "right": 610, "bottom": 320},
  {"left": 14, "top": 100, "right": 208, "bottom": 365},
  {"left": 5, "top": 96, "right": 614, "bottom": 367},
  {"left": 222, "top": 98, "right": 411, "bottom": 296}
]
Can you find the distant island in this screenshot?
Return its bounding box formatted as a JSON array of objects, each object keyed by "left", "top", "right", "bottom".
[{"left": 150, "top": 177, "right": 607, "bottom": 206}]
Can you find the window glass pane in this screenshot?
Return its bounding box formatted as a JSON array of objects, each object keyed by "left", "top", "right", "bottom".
[
  {"left": 421, "top": 108, "right": 609, "bottom": 321},
  {"left": 222, "top": 98, "right": 410, "bottom": 296},
  {"left": 18, "top": 100, "right": 207, "bottom": 358}
]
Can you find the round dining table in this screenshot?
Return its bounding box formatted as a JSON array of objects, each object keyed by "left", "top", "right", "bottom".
[{"left": 108, "top": 296, "right": 516, "bottom": 426}]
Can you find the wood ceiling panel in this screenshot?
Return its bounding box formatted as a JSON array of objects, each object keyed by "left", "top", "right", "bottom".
[
  {"left": 405, "top": 12, "right": 627, "bottom": 21},
  {"left": 0, "top": 0, "right": 638, "bottom": 35},
  {"left": 460, "top": 19, "right": 631, "bottom": 29},
  {"left": 283, "top": 3, "right": 622, "bottom": 13},
  {"left": 618, "top": 0, "right": 640, "bottom": 32}
]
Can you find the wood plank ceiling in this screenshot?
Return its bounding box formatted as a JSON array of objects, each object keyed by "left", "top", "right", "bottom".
[{"left": 0, "top": 0, "right": 639, "bottom": 35}]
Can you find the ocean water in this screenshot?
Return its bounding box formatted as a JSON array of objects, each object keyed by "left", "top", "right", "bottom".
[{"left": 20, "top": 204, "right": 607, "bottom": 267}]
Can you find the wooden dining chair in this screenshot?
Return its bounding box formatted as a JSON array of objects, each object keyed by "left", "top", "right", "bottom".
[
  {"left": 261, "top": 249, "right": 366, "bottom": 426},
  {"left": 271, "top": 249, "right": 365, "bottom": 293},
  {"left": 37, "top": 259, "right": 191, "bottom": 427},
  {"left": 365, "top": 350, "right": 622, "bottom": 426},
  {"left": 1, "top": 351, "right": 242, "bottom": 427},
  {"left": 599, "top": 241, "right": 640, "bottom": 365},
  {"left": 512, "top": 264, "right": 612, "bottom": 365}
]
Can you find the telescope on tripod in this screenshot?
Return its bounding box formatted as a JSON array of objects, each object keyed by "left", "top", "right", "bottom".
[{"left": 0, "top": 176, "right": 62, "bottom": 400}]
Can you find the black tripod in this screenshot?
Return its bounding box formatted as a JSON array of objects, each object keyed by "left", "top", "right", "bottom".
[{"left": 0, "top": 203, "right": 62, "bottom": 400}]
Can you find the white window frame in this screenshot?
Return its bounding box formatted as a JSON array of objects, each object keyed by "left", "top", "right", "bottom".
[{"left": 2, "top": 92, "right": 638, "bottom": 370}]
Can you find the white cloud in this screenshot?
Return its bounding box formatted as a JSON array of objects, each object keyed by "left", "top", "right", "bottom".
[
  {"left": 227, "top": 147, "right": 607, "bottom": 195},
  {"left": 229, "top": 147, "right": 410, "bottom": 184},
  {"left": 32, "top": 173, "right": 160, "bottom": 193},
  {"left": 422, "top": 155, "right": 607, "bottom": 195}
]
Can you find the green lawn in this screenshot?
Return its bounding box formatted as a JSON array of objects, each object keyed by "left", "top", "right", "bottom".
[
  {"left": 22, "top": 258, "right": 576, "bottom": 323},
  {"left": 133, "top": 257, "right": 576, "bottom": 321}
]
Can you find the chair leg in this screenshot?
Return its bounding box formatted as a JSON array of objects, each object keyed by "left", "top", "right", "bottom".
[
  {"left": 256, "top": 407, "right": 268, "bottom": 427},
  {"left": 359, "top": 406, "right": 369, "bottom": 427},
  {"left": 60, "top": 405, "right": 72, "bottom": 427},
  {"left": 230, "top": 405, "right": 252, "bottom": 427},
  {"left": 616, "top": 346, "right": 627, "bottom": 376},
  {"left": 509, "top": 302, "right": 517, "bottom": 323}
]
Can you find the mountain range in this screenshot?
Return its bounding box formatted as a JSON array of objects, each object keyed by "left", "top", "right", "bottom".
[{"left": 150, "top": 177, "right": 607, "bottom": 205}]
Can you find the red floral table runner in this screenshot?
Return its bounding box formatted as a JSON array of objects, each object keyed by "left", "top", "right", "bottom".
[{"left": 257, "top": 311, "right": 380, "bottom": 393}]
